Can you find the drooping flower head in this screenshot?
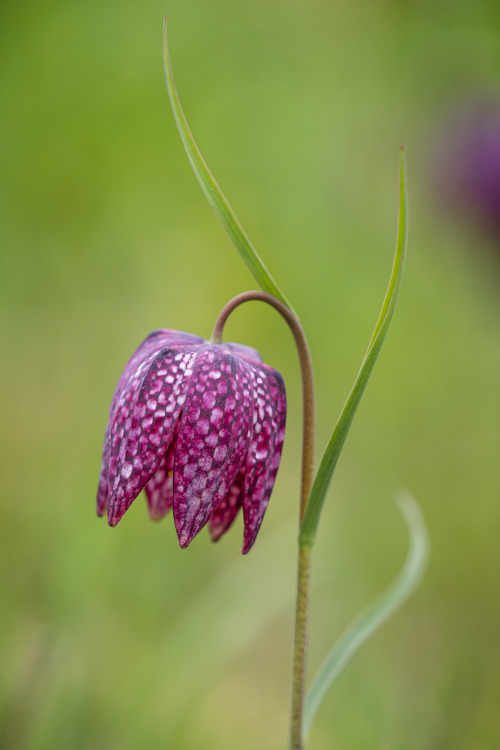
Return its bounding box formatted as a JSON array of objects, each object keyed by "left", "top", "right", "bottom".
[{"left": 97, "top": 330, "right": 286, "bottom": 553}]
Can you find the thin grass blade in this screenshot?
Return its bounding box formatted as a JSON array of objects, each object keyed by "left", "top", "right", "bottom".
[
  {"left": 299, "top": 149, "right": 408, "bottom": 546},
  {"left": 303, "top": 492, "right": 429, "bottom": 739},
  {"left": 162, "top": 19, "right": 291, "bottom": 310}
]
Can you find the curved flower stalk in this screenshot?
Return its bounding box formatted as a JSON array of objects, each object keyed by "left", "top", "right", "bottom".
[{"left": 97, "top": 329, "right": 286, "bottom": 553}]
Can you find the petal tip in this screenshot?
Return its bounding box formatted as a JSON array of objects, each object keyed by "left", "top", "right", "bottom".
[
  {"left": 107, "top": 508, "right": 121, "bottom": 527},
  {"left": 178, "top": 530, "right": 191, "bottom": 549},
  {"left": 209, "top": 527, "right": 223, "bottom": 543}
]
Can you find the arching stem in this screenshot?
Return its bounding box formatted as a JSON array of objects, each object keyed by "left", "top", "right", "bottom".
[{"left": 211, "top": 291, "right": 315, "bottom": 748}]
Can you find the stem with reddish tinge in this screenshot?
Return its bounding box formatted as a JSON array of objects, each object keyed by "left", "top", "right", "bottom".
[{"left": 211, "top": 291, "right": 315, "bottom": 749}]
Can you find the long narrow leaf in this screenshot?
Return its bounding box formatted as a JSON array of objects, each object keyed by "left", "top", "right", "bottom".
[
  {"left": 162, "top": 18, "right": 291, "bottom": 310},
  {"left": 300, "top": 150, "right": 408, "bottom": 545},
  {"left": 303, "top": 492, "right": 428, "bottom": 739}
]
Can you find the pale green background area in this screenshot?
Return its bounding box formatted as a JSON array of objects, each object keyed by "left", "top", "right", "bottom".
[{"left": 1, "top": 1, "right": 500, "bottom": 748}]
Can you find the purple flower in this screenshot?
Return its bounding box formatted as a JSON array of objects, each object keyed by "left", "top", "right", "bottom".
[
  {"left": 97, "top": 329, "right": 286, "bottom": 553},
  {"left": 434, "top": 98, "right": 500, "bottom": 238}
]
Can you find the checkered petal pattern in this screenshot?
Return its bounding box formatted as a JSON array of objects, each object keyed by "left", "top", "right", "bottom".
[{"left": 97, "top": 329, "right": 286, "bottom": 553}]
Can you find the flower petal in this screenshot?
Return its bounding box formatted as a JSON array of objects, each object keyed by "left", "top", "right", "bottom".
[
  {"left": 173, "top": 349, "right": 253, "bottom": 548},
  {"left": 110, "top": 330, "right": 201, "bottom": 418},
  {"left": 107, "top": 346, "right": 198, "bottom": 526},
  {"left": 242, "top": 362, "right": 286, "bottom": 554},
  {"left": 97, "top": 342, "right": 163, "bottom": 516},
  {"left": 209, "top": 466, "right": 245, "bottom": 541},
  {"left": 97, "top": 330, "right": 203, "bottom": 515},
  {"left": 96, "top": 462, "right": 110, "bottom": 517},
  {"left": 145, "top": 418, "right": 180, "bottom": 520},
  {"left": 225, "top": 342, "right": 262, "bottom": 363}
]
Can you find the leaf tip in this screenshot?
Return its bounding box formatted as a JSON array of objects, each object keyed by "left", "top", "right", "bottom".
[{"left": 396, "top": 490, "right": 430, "bottom": 571}]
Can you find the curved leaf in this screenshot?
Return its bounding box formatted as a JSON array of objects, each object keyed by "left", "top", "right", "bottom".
[
  {"left": 299, "top": 149, "right": 408, "bottom": 546},
  {"left": 303, "top": 492, "right": 429, "bottom": 739}
]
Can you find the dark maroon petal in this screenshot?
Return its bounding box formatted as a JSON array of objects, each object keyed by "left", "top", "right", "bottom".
[
  {"left": 242, "top": 362, "right": 287, "bottom": 554},
  {"left": 145, "top": 419, "right": 180, "bottom": 520},
  {"left": 97, "top": 330, "right": 203, "bottom": 516},
  {"left": 107, "top": 346, "right": 198, "bottom": 526},
  {"left": 209, "top": 466, "right": 245, "bottom": 541},
  {"left": 97, "top": 463, "right": 109, "bottom": 516},
  {"left": 144, "top": 454, "right": 174, "bottom": 520},
  {"left": 173, "top": 348, "right": 253, "bottom": 548}
]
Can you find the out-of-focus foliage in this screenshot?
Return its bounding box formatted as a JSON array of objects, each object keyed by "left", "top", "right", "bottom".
[{"left": 1, "top": 1, "right": 500, "bottom": 749}]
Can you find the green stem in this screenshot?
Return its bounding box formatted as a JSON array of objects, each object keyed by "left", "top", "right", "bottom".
[
  {"left": 290, "top": 543, "right": 312, "bottom": 749},
  {"left": 211, "top": 291, "right": 315, "bottom": 747}
]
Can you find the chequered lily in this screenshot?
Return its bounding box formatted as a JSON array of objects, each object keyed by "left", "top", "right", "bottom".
[{"left": 97, "top": 329, "right": 286, "bottom": 553}]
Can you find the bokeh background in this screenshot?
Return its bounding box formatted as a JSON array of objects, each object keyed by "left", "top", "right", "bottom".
[{"left": 1, "top": 1, "right": 500, "bottom": 748}]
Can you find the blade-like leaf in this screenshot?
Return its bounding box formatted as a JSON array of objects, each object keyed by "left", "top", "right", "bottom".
[
  {"left": 299, "top": 149, "right": 408, "bottom": 546},
  {"left": 303, "top": 492, "right": 429, "bottom": 739},
  {"left": 162, "top": 18, "right": 292, "bottom": 310}
]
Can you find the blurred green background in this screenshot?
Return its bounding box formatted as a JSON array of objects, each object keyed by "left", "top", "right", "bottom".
[{"left": 1, "top": 1, "right": 500, "bottom": 748}]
